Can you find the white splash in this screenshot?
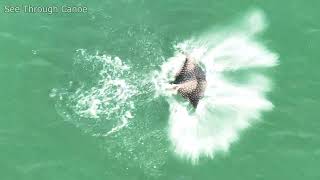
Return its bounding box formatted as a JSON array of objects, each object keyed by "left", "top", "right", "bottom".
[
  {"left": 154, "top": 10, "right": 278, "bottom": 163},
  {"left": 52, "top": 50, "right": 137, "bottom": 136}
]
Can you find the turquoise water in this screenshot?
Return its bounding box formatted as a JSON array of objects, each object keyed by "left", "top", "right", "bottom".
[{"left": 1, "top": 0, "right": 320, "bottom": 179}]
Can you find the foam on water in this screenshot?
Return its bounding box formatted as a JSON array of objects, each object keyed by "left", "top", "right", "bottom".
[
  {"left": 51, "top": 49, "right": 137, "bottom": 136},
  {"left": 153, "top": 10, "right": 278, "bottom": 163}
]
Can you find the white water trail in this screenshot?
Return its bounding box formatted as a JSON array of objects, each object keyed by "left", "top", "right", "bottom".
[
  {"left": 153, "top": 10, "right": 278, "bottom": 163},
  {"left": 51, "top": 50, "right": 137, "bottom": 136}
]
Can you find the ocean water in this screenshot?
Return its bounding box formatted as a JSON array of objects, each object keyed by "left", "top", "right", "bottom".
[{"left": 1, "top": 0, "right": 320, "bottom": 180}]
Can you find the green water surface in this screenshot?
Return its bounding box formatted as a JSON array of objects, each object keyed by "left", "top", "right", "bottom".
[{"left": 1, "top": 0, "right": 320, "bottom": 179}]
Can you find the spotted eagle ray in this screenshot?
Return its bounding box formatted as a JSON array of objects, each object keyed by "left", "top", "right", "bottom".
[{"left": 170, "top": 54, "right": 207, "bottom": 108}]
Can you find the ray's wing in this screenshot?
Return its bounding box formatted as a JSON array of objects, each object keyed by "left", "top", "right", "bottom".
[
  {"left": 188, "top": 80, "right": 207, "bottom": 108},
  {"left": 177, "top": 80, "right": 198, "bottom": 96}
]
